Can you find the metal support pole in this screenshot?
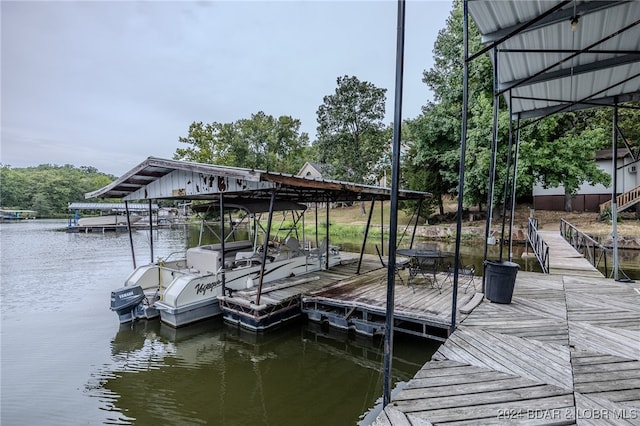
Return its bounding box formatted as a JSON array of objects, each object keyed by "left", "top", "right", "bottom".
[
  {"left": 451, "top": 0, "right": 470, "bottom": 333},
  {"left": 381, "top": 198, "right": 384, "bottom": 256},
  {"left": 125, "top": 200, "right": 136, "bottom": 269},
  {"left": 148, "top": 199, "right": 154, "bottom": 263},
  {"left": 357, "top": 199, "right": 375, "bottom": 275},
  {"left": 383, "top": 0, "right": 405, "bottom": 408},
  {"left": 325, "top": 197, "right": 330, "bottom": 270},
  {"left": 612, "top": 100, "right": 619, "bottom": 281},
  {"left": 508, "top": 114, "right": 521, "bottom": 261},
  {"left": 482, "top": 47, "right": 500, "bottom": 291},
  {"left": 499, "top": 91, "right": 514, "bottom": 261},
  {"left": 219, "top": 193, "right": 226, "bottom": 296},
  {"left": 409, "top": 198, "right": 423, "bottom": 249},
  {"left": 256, "top": 189, "right": 276, "bottom": 305}
]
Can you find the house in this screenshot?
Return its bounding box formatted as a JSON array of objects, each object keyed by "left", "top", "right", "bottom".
[
  {"left": 533, "top": 149, "right": 639, "bottom": 212},
  {"left": 297, "top": 162, "right": 326, "bottom": 179}
]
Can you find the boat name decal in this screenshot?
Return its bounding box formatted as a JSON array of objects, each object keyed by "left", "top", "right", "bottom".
[{"left": 195, "top": 281, "right": 219, "bottom": 296}]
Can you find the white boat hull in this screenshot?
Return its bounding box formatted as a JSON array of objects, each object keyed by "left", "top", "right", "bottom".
[{"left": 112, "top": 243, "right": 341, "bottom": 328}]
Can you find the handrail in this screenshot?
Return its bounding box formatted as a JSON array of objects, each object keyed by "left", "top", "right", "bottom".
[
  {"left": 559, "top": 219, "right": 609, "bottom": 277},
  {"left": 599, "top": 184, "right": 640, "bottom": 214},
  {"left": 527, "top": 217, "right": 549, "bottom": 274}
]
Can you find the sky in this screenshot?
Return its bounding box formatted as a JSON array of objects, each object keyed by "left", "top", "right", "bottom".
[{"left": 2, "top": 0, "right": 453, "bottom": 177}]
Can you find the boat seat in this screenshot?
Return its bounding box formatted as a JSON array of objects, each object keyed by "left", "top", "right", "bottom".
[
  {"left": 235, "top": 251, "right": 255, "bottom": 261},
  {"left": 284, "top": 237, "right": 304, "bottom": 258}
]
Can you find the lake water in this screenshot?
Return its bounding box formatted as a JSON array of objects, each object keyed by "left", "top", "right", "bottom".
[
  {"left": 3, "top": 220, "right": 637, "bottom": 425},
  {"left": 0, "top": 220, "right": 440, "bottom": 425}
]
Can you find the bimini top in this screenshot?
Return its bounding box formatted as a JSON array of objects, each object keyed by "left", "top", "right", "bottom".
[
  {"left": 85, "top": 157, "right": 431, "bottom": 203},
  {"left": 468, "top": 0, "right": 640, "bottom": 119}
]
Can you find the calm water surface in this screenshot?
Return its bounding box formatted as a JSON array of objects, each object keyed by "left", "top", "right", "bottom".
[{"left": 1, "top": 220, "right": 438, "bottom": 426}]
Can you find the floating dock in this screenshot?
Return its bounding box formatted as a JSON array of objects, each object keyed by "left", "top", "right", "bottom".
[
  {"left": 302, "top": 267, "right": 479, "bottom": 342},
  {"left": 373, "top": 271, "right": 640, "bottom": 424},
  {"left": 218, "top": 253, "right": 479, "bottom": 338},
  {"left": 218, "top": 254, "right": 382, "bottom": 331}
]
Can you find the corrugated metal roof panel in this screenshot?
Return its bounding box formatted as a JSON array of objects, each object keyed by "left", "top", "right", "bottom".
[{"left": 469, "top": 0, "right": 640, "bottom": 118}]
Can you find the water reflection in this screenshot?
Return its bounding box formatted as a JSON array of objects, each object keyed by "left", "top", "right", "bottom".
[{"left": 93, "top": 319, "right": 437, "bottom": 425}]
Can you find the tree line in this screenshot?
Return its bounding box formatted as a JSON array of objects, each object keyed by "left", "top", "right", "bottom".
[
  {"left": 3, "top": 1, "right": 638, "bottom": 217},
  {"left": 0, "top": 165, "right": 115, "bottom": 217}
]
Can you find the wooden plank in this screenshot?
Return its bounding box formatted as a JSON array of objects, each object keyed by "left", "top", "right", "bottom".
[
  {"left": 401, "top": 394, "right": 575, "bottom": 424},
  {"left": 366, "top": 268, "right": 640, "bottom": 426}
]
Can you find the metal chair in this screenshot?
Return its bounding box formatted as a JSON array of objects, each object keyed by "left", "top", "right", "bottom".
[
  {"left": 445, "top": 260, "right": 476, "bottom": 293},
  {"left": 375, "top": 245, "right": 409, "bottom": 287}
]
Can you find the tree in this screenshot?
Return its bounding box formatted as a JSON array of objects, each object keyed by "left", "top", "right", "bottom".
[
  {"left": 174, "top": 112, "right": 311, "bottom": 174},
  {"left": 411, "top": 0, "right": 627, "bottom": 215},
  {"left": 315, "top": 75, "right": 388, "bottom": 184},
  {"left": 0, "top": 164, "right": 116, "bottom": 216},
  {"left": 409, "top": 0, "right": 497, "bottom": 212},
  {"left": 518, "top": 115, "right": 611, "bottom": 211}
]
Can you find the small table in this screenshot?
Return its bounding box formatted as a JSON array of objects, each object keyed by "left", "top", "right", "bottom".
[{"left": 396, "top": 249, "right": 450, "bottom": 290}]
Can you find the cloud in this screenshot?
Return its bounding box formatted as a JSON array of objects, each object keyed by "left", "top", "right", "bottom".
[{"left": 1, "top": 0, "right": 452, "bottom": 176}]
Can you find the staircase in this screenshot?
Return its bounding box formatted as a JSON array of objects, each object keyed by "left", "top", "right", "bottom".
[{"left": 599, "top": 184, "right": 640, "bottom": 214}]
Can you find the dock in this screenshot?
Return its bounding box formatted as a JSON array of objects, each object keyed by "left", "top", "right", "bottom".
[
  {"left": 538, "top": 230, "right": 604, "bottom": 277},
  {"left": 218, "top": 254, "right": 384, "bottom": 331},
  {"left": 219, "top": 253, "right": 480, "bottom": 339},
  {"left": 372, "top": 271, "right": 640, "bottom": 425},
  {"left": 302, "top": 265, "right": 479, "bottom": 342}
]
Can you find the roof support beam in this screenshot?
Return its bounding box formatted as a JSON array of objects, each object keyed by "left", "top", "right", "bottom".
[
  {"left": 516, "top": 84, "right": 640, "bottom": 122},
  {"left": 481, "top": 1, "right": 630, "bottom": 44},
  {"left": 499, "top": 54, "right": 640, "bottom": 92},
  {"left": 468, "top": 0, "right": 569, "bottom": 62},
  {"left": 498, "top": 18, "right": 640, "bottom": 96}
]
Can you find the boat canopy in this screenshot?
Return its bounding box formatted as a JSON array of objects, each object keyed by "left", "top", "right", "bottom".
[{"left": 85, "top": 157, "right": 431, "bottom": 203}]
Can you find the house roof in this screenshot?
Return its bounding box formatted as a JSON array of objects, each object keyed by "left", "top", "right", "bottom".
[
  {"left": 85, "top": 157, "right": 431, "bottom": 203},
  {"left": 594, "top": 149, "right": 632, "bottom": 161},
  {"left": 468, "top": 0, "right": 640, "bottom": 120},
  {"left": 298, "top": 161, "right": 327, "bottom": 176}
]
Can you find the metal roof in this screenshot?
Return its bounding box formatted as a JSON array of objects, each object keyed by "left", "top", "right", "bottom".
[
  {"left": 468, "top": 0, "right": 640, "bottom": 119},
  {"left": 85, "top": 157, "right": 431, "bottom": 203},
  {"left": 68, "top": 202, "right": 159, "bottom": 211}
]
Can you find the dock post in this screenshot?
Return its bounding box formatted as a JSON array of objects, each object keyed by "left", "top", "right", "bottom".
[{"left": 383, "top": 0, "right": 405, "bottom": 407}]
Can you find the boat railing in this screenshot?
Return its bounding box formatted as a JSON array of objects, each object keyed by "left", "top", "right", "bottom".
[
  {"left": 162, "top": 251, "right": 186, "bottom": 262},
  {"left": 559, "top": 218, "right": 609, "bottom": 276},
  {"left": 527, "top": 217, "right": 549, "bottom": 274}
]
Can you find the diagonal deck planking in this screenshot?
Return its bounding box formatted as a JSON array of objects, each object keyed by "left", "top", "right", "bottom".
[{"left": 373, "top": 270, "right": 640, "bottom": 425}]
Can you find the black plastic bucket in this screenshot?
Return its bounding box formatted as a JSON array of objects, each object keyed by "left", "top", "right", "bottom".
[{"left": 484, "top": 260, "right": 519, "bottom": 304}]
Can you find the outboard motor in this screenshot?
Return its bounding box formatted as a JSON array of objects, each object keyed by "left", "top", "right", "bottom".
[{"left": 111, "top": 286, "right": 146, "bottom": 323}]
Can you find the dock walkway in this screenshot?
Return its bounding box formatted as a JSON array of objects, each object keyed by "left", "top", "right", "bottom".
[
  {"left": 538, "top": 230, "right": 604, "bottom": 277},
  {"left": 373, "top": 271, "right": 640, "bottom": 425}
]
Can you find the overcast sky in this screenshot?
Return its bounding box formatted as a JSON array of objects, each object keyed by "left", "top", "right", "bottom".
[{"left": 2, "top": 0, "right": 452, "bottom": 176}]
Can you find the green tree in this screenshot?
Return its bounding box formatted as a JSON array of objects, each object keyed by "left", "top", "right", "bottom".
[
  {"left": 409, "top": 0, "right": 499, "bottom": 211},
  {"left": 411, "top": 0, "right": 627, "bottom": 215},
  {"left": 315, "top": 75, "right": 388, "bottom": 184},
  {"left": 0, "top": 164, "right": 116, "bottom": 216},
  {"left": 173, "top": 112, "right": 311, "bottom": 174},
  {"left": 519, "top": 115, "right": 612, "bottom": 211}
]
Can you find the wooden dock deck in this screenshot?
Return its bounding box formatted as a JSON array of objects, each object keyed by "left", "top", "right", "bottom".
[
  {"left": 373, "top": 271, "right": 640, "bottom": 425},
  {"left": 219, "top": 253, "right": 479, "bottom": 339},
  {"left": 302, "top": 266, "right": 479, "bottom": 341},
  {"left": 538, "top": 230, "right": 604, "bottom": 277},
  {"left": 218, "top": 254, "right": 383, "bottom": 330}
]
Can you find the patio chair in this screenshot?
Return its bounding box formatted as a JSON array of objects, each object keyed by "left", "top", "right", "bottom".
[
  {"left": 444, "top": 259, "right": 476, "bottom": 293},
  {"left": 375, "top": 245, "right": 409, "bottom": 286}
]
